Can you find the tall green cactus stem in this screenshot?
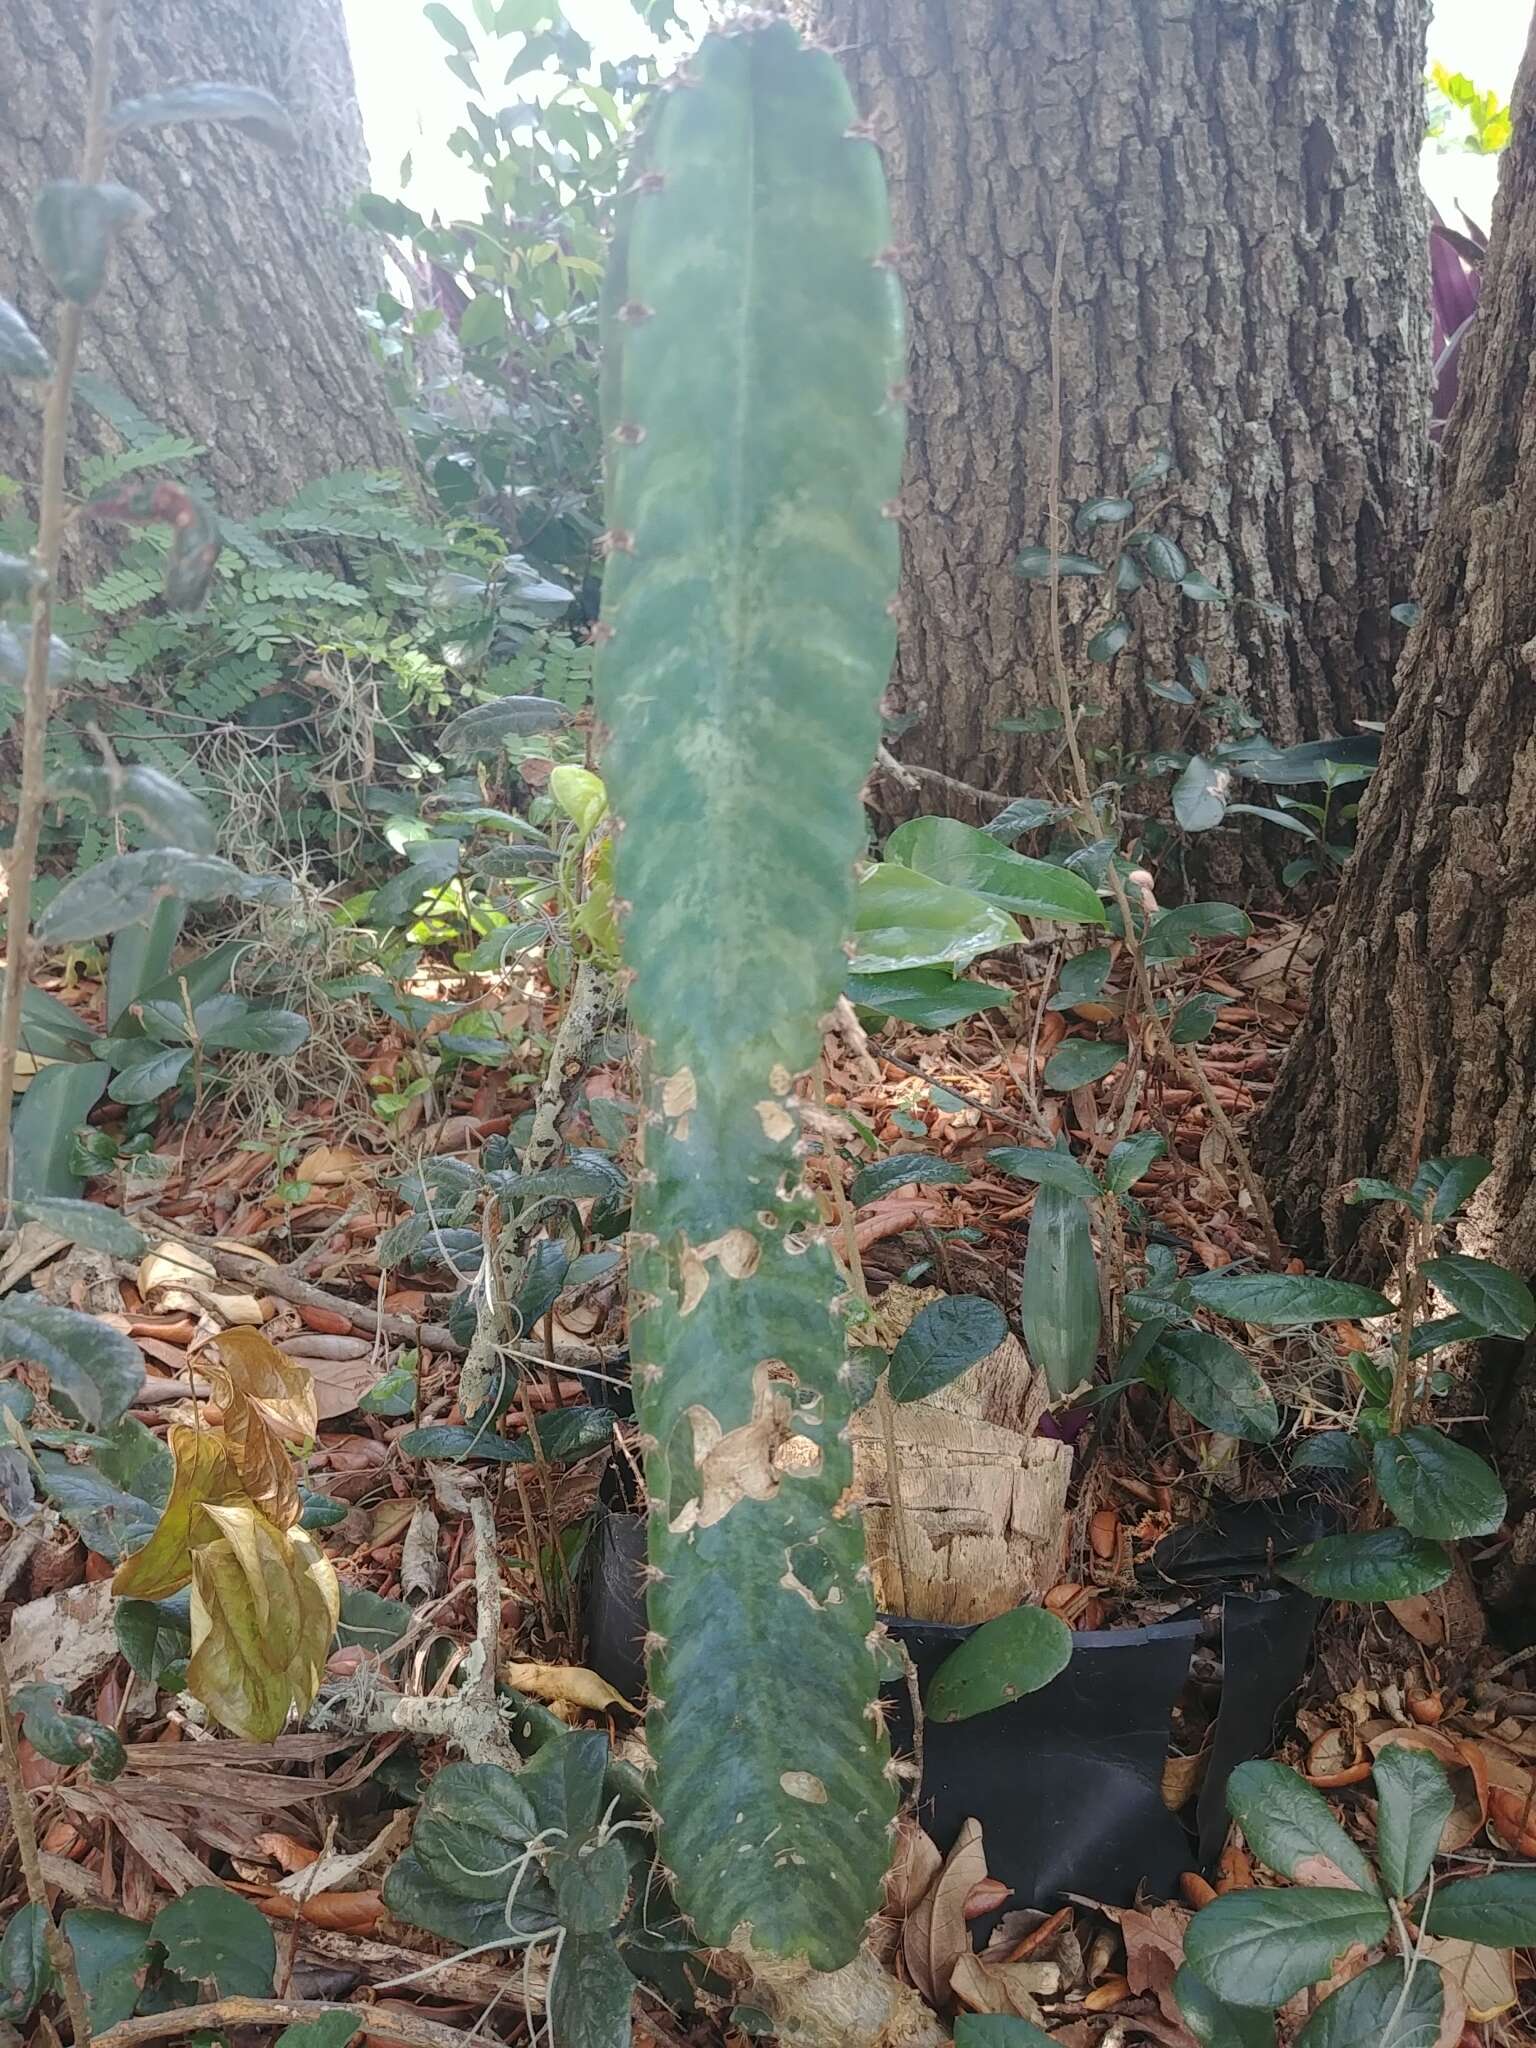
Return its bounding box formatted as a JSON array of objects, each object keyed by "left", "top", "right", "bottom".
[{"left": 596, "top": 20, "right": 905, "bottom": 1969}]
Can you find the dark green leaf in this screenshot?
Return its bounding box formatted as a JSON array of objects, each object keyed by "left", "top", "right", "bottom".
[
  {"left": 983, "top": 799, "right": 1062, "bottom": 841},
  {"left": 32, "top": 182, "right": 149, "bottom": 303},
  {"left": 0, "top": 1297, "right": 141, "bottom": 1430},
  {"left": 1372, "top": 1427, "right": 1505, "bottom": 1540},
  {"left": 986, "top": 1146, "right": 1102, "bottom": 1199},
  {"left": 955, "top": 2017, "right": 1058, "bottom": 2048},
  {"left": 1409, "top": 1155, "right": 1491, "bottom": 1222},
  {"left": 0, "top": 298, "right": 50, "bottom": 379},
  {"left": 1115, "top": 552, "right": 1144, "bottom": 594},
  {"left": 1047, "top": 947, "right": 1113, "bottom": 1011},
  {"left": 1043, "top": 1039, "right": 1125, "bottom": 1089},
  {"left": 356, "top": 1361, "right": 418, "bottom": 1418},
  {"left": 550, "top": 1837, "right": 630, "bottom": 1934},
  {"left": 1173, "top": 755, "right": 1232, "bottom": 832},
  {"left": 12, "top": 1059, "right": 111, "bottom": 1203},
  {"left": 1293, "top": 1959, "right": 1442, "bottom": 2048},
  {"left": 1225, "top": 803, "right": 1320, "bottom": 838},
  {"left": 150, "top": 1888, "right": 275, "bottom": 1997},
  {"left": 299, "top": 1487, "right": 349, "bottom": 1529},
  {"left": 852, "top": 864, "right": 1024, "bottom": 975},
  {"left": 1020, "top": 1178, "right": 1101, "bottom": 1397},
  {"left": 0, "top": 1903, "right": 52, "bottom": 2022},
  {"left": 1224, "top": 1761, "right": 1379, "bottom": 1891},
  {"left": 1421, "top": 1869, "right": 1536, "bottom": 1945},
  {"left": 1143, "top": 902, "right": 1253, "bottom": 963},
  {"left": 1145, "top": 675, "right": 1196, "bottom": 704},
  {"left": 1420, "top": 1254, "right": 1536, "bottom": 1337},
  {"left": 11, "top": 1684, "right": 126, "bottom": 1782},
  {"left": 849, "top": 1155, "right": 970, "bottom": 1206},
  {"left": 926, "top": 1606, "right": 1073, "bottom": 1721},
  {"left": 107, "top": 1044, "right": 193, "bottom": 1104},
  {"left": 1174, "top": 1963, "right": 1275, "bottom": 2048},
  {"left": 1345, "top": 1179, "right": 1414, "bottom": 1208},
  {"left": 1075, "top": 496, "right": 1134, "bottom": 531},
  {"left": 1181, "top": 574, "right": 1228, "bottom": 604},
  {"left": 14, "top": 1199, "right": 146, "bottom": 1257},
  {"left": 549, "top": 1930, "right": 634, "bottom": 2048},
  {"left": 1156, "top": 1330, "right": 1279, "bottom": 1444},
  {"left": 411, "top": 1761, "right": 542, "bottom": 1901},
  {"left": 37, "top": 851, "right": 292, "bottom": 943},
  {"left": 115, "top": 1594, "right": 192, "bottom": 1690},
  {"left": 845, "top": 967, "right": 1011, "bottom": 1028},
  {"left": 273, "top": 2015, "right": 362, "bottom": 2048},
  {"left": 1279, "top": 1529, "right": 1451, "bottom": 1602},
  {"left": 889, "top": 1296, "right": 1008, "bottom": 1403},
  {"left": 1137, "top": 534, "right": 1190, "bottom": 583},
  {"left": 369, "top": 843, "right": 462, "bottom": 928},
  {"left": 1171, "top": 993, "right": 1234, "bottom": 1044},
  {"left": 1087, "top": 618, "right": 1132, "bottom": 663},
  {"left": 440, "top": 695, "right": 572, "bottom": 757},
  {"left": 1390, "top": 602, "right": 1422, "bottom": 627},
  {"left": 37, "top": 1420, "right": 170, "bottom": 1560},
  {"left": 110, "top": 82, "right": 297, "bottom": 149},
  {"left": 1104, "top": 1132, "right": 1166, "bottom": 1194},
  {"left": 1013, "top": 547, "right": 1103, "bottom": 581},
  {"left": 1183, "top": 1887, "right": 1389, "bottom": 2009},
  {"left": 197, "top": 1006, "right": 309, "bottom": 1055},
  {"left": 1408, "top": 1313, "right": 1483, "bottom": 1359},
  {"left": 399, "top": 1406, "right": 615, "bottom": 1465},
  {"left": 886, "top": 817, "right": 1107, "bottom": 923},
  {"left": 1290, "top": 1432, "right": 1367, "bottom": 1478},
  {"left": 383, "top": 1848, "right": 549, "bottom": 1947},
  {"left": 1186, "top": 1272, "right": 1391, "bottom": 1326},
  {"left": 1372, "top": 1745, "right": 1454, "bottom": 1899},
  {"left": 1127, "top": 450, "right": 1174, "bottom": 490},
  {"left": 55, "top": 760, "right": 212, "bottom": 858},
  {"left": 1236, "top": 736, "right": 1381, "bottom": 785},
  {"left": 334, "top": 1588, "right": 412, "bottom": 1652},
  {"left": 63, "top": 1908, "right": 153, "bottom": 2032}
]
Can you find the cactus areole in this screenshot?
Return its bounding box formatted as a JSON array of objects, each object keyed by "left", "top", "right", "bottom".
[{"left": 595, "top": 20, "right": 906, "bottom": 1968}]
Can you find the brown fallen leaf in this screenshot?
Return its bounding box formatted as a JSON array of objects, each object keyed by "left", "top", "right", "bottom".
[
  {"left": 903, "top": 1815, "right": 987, "bottom": 2007},
  {"left": 240, "top": 1885, "right": 384, "bottom": 1932},
  {"left": 883, "top": 1816, "right": 942, "bottom": 1921},
  {"left": 1162, "top": 1746, "right": 1210, "bottom": 1811},
  {"left": 962, "top": 1877, "right": 1012, "bottom": 1921},
  {"left": 949, "top": 1950, "right": 1058, "bottom": 2019},
  {"left": 1083, "top": 1975, "right": 1131, "bottom": 2012},
  {"left": 1420, "top": 1934, "right": 1515, "bottom": 2023},
  {"left": 255, "top": 1830, "right": 320, "bottom": 1873},
  {"left": 1387, "top": 1592, "right": 1445, "bottom": 1647},
  {"left": 295, "top": 1144, "right": 371, "bottom": 1187}
]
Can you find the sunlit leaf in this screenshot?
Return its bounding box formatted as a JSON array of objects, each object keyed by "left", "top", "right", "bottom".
[
  {"left": 206, "top": 1328, "right": 317, "bottom": 1530},
  {"left": 888, "top": 1296, "right": 1008, "bottom": 1402},
  {"left": 52, "top": 764, "right": 216, "bottom": 856},
  {"left": 187, "top": 1505, "right": 339, "bottom": 1740},
  {"left": 926, "top": 1606, "right": 1072, "bottom": 1720},
  {"left": 36, "top": 850, "right": 294, "bottom": 943},
  {"left": 112, "top": 1424, "right": 251, "bottom": 1600}
]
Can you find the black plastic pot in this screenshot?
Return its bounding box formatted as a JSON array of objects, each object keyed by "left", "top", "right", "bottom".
[{"left": 582, "top": 1490, "right": 1335, "bottom": 1908}]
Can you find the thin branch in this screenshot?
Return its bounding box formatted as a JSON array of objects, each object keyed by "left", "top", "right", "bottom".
[
  {"left": 875, "top": 745, "right": 1012, "bottom": 811},
  {"left": 92, "top": 2000, "right": 481, "bottom": 2048}
]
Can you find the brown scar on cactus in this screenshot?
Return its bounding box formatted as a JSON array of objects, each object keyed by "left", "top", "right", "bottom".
[
  {"left": 756, "top": 1099, "right": 794, "bottom": 1142},
  {"left": 780, "top": 1771, "right": 828, "bottom": 1805},
  {"left": 667, "top": 1359, "right": 797, "bottom": 1532},
  {"left": 677, "top": 1225, "right": 762, "bottom": 1315}
]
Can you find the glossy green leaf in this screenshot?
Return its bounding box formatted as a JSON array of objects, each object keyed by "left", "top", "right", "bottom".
[
  {"left": 1409, "top": 1155, "right": 1491, "bottom": 1221},
  {"left": 1372, "top": 1426, "right": 1505, "bottom": 1540},
  {"left": 110, "top": 82, "right": 297, "bottom": 148},
  {"left": 63, "top": 1908, "right": 153, "bottom": 2032},
  {"left": 1174, "top": 755, "right": 1231, "bottom": 832},
  {"left": 1075, "top": 496, "right": 1134, "bottom": 531},
  {"left": 0, "top": 299, "right": 50, "bottom": 379},
  {"left": 1145, "top": 674, "right": 1197, "bottom": 704},
  {"left": 151, "top": 1887, "right": 275, "bottom": 1996},
  {"left": 1047, "top": 946, "right": 1112, "bottom": 1011},
  {"left": 115, "top": 1593, "right": 193, "bottom": 1691},
  {"left": 849, "top": 1154, "right": 970, "bottom": 1206},
  {"left": 1020, "top": 1177, "right": 1100, "bottom": 1396},
  {"left": 1173, "top": 1963, "right": 1275, "bottom": 2048},
  {"left": 37, "top": 851, "right": 293, "bottom": 943},
  {"left": 1186, "top": 1271, "right": 1392, "bottom": 1326},
  {"left": 0, "top": 1297, "right": 140, "bottom": 1430},
  {"left": 1104, "top": 1131, "right": 1166, "bottom": 1194},
  {"left": 32, "top": 182, "right": 149, "bottom": 304},
  {"left": 852, "top": 863, "right": 1023, "bottom": 974},
  {"left": 14, "top": 1198, "right": 146, "bottom": 1257},
  {"left": 1087, "top": 618, "right": 1132, "bottom": 663},
  {"left": 889, "top": 1295, "right": 1008, "bottom": 1402},
  {"left": 984, "top": 798, "right": 1063, "bottom": 839},
  {"left": 1181, "top": 574, "right": 1228, "bottom": 603},
  {"left": 1143, "top": 901, "right": 1253, "bottom": 963},
  {"left": 1279, "top": 1529, "right": 1451, "bottom": 1602},
  {"left": 11, "top": 1059, "right": 111, "bottom": 1202},
  {"left": 11, "top": 1683, "right": 126, "bottom": 1783},
  {"left": 1137, "top": 534, "right": 1190, "bottom": 583},
  {"left": 844, "top": 967, "right": 1011, "bottom": 1028},
  {"left": 1183, "top": 1887, "right": 1389, "bottom": 2010},
  {"left": 198, "top": 1005, "right": 310, "bottom": 1055},
  {"left": 1013, "top": 546, "right": 1103, "bottom": 580},
  {"left": 926, "top": 1605, "right": 1073, "bottom": 1720},
  {"left": 1372, "top": 1744, "right": 1454, "bottom": 1899},
  {"left": 885, "top": 817, "right": 1107, "bottom": 924},
  {"left": 1293, "top": 1960, "right": 1441, "bottom": 2048},
  {"left": 987, "top": 1145, "right": 1102, "bottom": 1199},
  {"left": 0, "top": 1903, "right": 52, "bottom": 2022},
  {"left": 1421, "top": 1869, "right": 1536, "bottom": 1944},
  {"left": 1224, "top": 1761, "right": 1378, "bottom": 1891},
  {"left": 1156, "top": 1330, "right": 1279, "bottom": 1444},
  {"left": 398, "top": 1406, "right": 615, "bottom": 1465},
  {"left": 1043, "top": 1039, "right": 1125, "bottom": 1089},
  {"left": 1420, "top": 1253, "right": 1536, "bottom": 1337},
  {"left": 1290, "top": 1432, "right": 1367, "bottom": 1478},
  {"left": 333, "top": 1588, "right": 413, "bottom": 1652},
  {"left": 36, "top": 1417, "right": 171, "bottom": 1559},
  {"left": 597, "top": 22, "right": 904, "bottom": 1964},
  {"left": 550, "top": 1929, "right": 634, "bottom": 2048}
]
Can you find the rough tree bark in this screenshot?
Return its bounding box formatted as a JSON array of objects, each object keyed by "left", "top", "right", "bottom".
[
  {"left": 0, "top": 0, "right": 408, "bottom": 514},
  {"left": 1255, "top": 17, "right": 1536, "bottom": 1579},
  {"left": 814, "top": 0, "right": 1431, "bottom": 868}
]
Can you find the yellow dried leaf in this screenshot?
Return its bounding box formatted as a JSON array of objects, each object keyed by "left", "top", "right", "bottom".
[
  {"left": 206, "top": 1327, "right": 318, "bottom": 1531},
  {"left": 503, "top": 1660, "right": 637, "bottom": 1714},
  {"left": 187, "top": 1503, "right": 339, "bottom": 1741},
  {"left": 112, "top": 1425, "right": 251, "bottom": 1601},
  {"left": 293, "top": 1146, "right": 369, "bottom": 1187}
]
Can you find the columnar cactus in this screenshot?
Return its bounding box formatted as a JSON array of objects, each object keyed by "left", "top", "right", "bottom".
[{"left": 595, "top": 20, "right": 905, "bottom": 1967}]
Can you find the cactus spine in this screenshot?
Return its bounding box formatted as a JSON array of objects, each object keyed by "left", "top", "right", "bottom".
[{"left": 596, "top": 21, "right": 905, "bottom": 1967}]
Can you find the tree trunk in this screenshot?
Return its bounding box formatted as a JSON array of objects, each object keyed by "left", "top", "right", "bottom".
[
  {"left": 1254, "top": 17, "right": 1536, "bottom": 1577},
  {"left": 0, "top": 0, "right": 408, "bottom": 515},
  {"left": 814, "top": 0, "right": 1431, "bottom": 882}
]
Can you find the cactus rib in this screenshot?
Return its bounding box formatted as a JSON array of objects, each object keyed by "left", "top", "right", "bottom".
[{"left": 596, "top": 20, "right": 905, "bottom": 1968}]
